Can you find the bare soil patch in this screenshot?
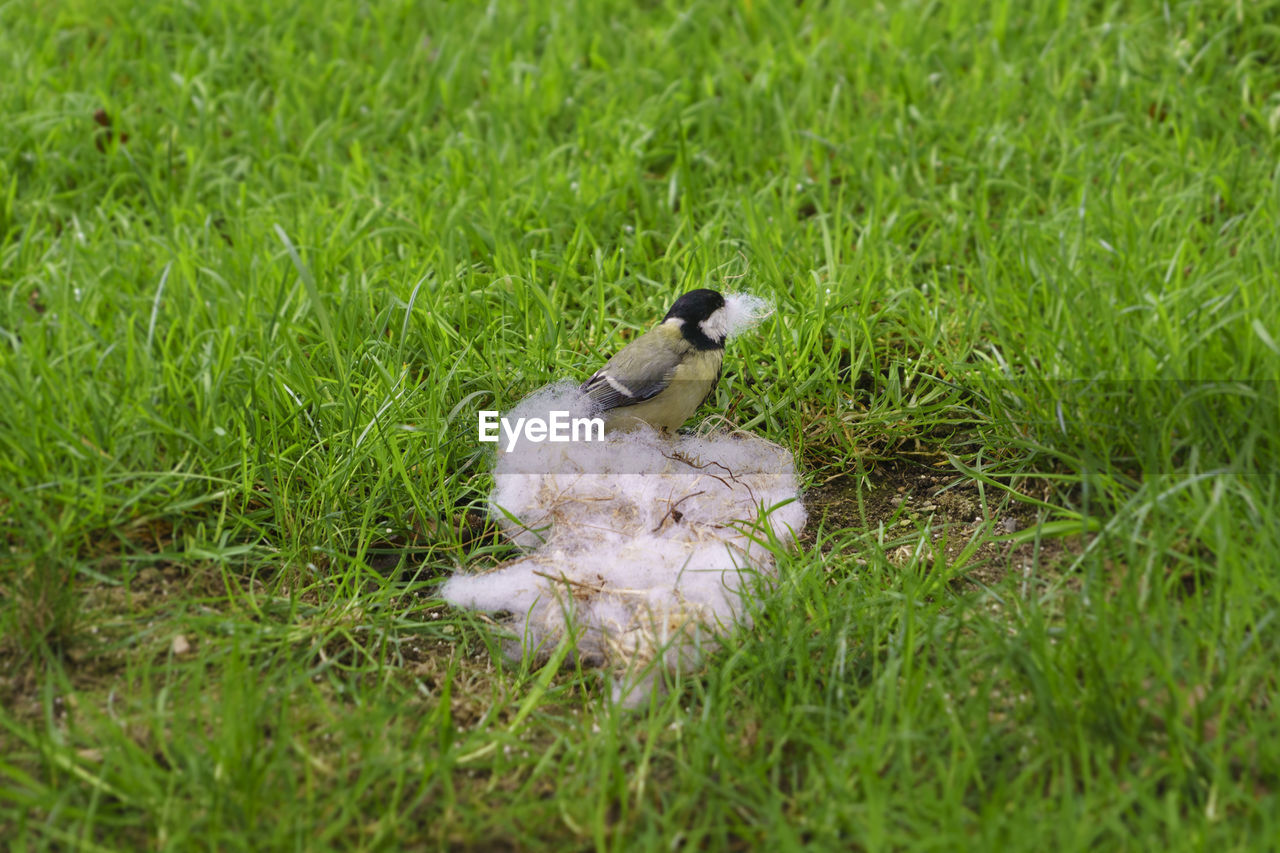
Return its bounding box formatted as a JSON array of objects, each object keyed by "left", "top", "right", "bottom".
[{"left": 804, "top": 457, "right": 1084, "bottom": 587}]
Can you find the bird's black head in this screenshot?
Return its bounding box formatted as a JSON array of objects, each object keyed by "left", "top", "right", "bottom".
[
  {"left": 663, "top": 289, "right": 727, "bottom": 350},
  {"left": 664, "top": 289, "right": 725, "bottom": 323}
]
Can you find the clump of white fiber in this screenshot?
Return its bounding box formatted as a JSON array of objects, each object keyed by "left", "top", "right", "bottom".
[
  {"left": 721, "top": 292, "right": 774, "bottom": 340},
  {"left": 441, "top": 293, "right": 803, "bottom": 706}
]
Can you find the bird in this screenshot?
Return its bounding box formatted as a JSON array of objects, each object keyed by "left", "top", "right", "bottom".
[{"left": 579, "top": 289, "right": 730, "bottom": 433}]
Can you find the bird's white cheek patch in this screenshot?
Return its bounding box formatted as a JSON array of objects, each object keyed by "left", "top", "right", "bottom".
[{"left": 699, "top": 307, "right": 730, "bottom": 342}]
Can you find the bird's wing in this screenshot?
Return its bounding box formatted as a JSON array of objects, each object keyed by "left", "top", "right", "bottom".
[{"left": 579, "top": 328, "right": 684, "bottom": 412}]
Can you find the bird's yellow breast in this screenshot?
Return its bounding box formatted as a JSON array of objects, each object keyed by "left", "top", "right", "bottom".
[{"left": 602, "top": 350, "right": 723, "bottom": 433}]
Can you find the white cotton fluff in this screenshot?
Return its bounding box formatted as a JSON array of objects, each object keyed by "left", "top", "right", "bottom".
[
  {"left": 441, "top": 293, "right": 803, "bottom": 706},
  {"left": 721, "top": 292, "right": 774, "bottom": 340}
]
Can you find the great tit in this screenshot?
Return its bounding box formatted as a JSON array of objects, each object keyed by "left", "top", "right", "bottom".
[{"left": 580, "top": 289, "right": 730, "bottom": 433}]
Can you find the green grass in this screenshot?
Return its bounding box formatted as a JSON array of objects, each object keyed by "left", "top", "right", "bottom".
[{"left": 2, "top": 0, "right": 1279, "bottom": 848}]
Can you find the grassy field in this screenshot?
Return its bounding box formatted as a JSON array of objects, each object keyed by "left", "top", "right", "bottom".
[{"left": 3, "top": 0, "right": 1279, "bottom": 848}]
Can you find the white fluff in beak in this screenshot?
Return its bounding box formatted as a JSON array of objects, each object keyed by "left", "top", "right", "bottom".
[{"left": 721, "top": 292, "right": 774, "bottom": 340}]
